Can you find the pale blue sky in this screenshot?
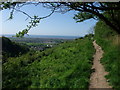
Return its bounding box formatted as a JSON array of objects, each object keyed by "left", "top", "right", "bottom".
[{"left": 1, "top": 4, "right": 97, "bottom": 36}]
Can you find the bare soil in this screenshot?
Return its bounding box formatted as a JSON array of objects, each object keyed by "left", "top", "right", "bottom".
[{"left": 89, "top": 40, "right": 112, "bottom": 89}]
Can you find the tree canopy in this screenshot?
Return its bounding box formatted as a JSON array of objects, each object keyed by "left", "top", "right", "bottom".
[{"left": 0, "top": 2, "right": 120, "bottom": 37}]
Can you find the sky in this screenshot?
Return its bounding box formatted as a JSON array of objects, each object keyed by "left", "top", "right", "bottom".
[{"left": 0, "top": 3, "right": 97, "bottom": 37}]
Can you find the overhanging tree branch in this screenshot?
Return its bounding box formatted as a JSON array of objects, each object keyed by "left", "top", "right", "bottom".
[
  {"left": 14, "top": 7, "right": 56, "bottom": 37},
  {"left": 0, "top": 2, "right": 120, "bottom": 35},
  {"left": 61, "top": 2, "right": 120, "bottom": 34}
]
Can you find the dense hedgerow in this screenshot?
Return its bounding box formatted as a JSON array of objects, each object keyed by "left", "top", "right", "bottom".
[
  {"left": 3, "top": 37, "right": 94, "bottom": 88},
  {"left": 94, "top": 20, "right": 120, "bottom": 90}
]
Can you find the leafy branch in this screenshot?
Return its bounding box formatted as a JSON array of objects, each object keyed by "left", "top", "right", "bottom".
[{"left": 14, "top": 7, "right": 56, "bottom": 37}]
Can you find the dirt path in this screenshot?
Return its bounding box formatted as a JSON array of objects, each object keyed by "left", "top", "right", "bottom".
[{"left": 89, "top": 40, "right": 112, "bottom": 89}]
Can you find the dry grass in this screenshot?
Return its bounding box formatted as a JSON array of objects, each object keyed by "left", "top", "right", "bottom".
[
  {"left": 106, "top": 34, "right": 120, "bottom": 46},
  {"left": 112, "top": 35, "right": 120, "bottom": 46}
]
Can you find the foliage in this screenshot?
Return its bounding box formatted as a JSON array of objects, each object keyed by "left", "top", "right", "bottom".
[
  {"left": 73, "top": 12, "right": 95, "bottom": 22},
  {"left": 15, "top": 16, "right": 40, "bottom": 37},
  {"left": 2, "top": 37, "right": 29, "bottom": 62},
  {"left": 94, "top": 20, "right": 120, "bottom": 90},
  {"left": 3, "top": 37, "right": 95, "bottom": 88},
  {"left": 0, "top": 2, "right": 120, "bottom": 36}
]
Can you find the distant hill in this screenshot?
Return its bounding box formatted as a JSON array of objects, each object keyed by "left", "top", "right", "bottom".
[{"left": 1, "top": 37, "right": 29, "bottom": 62}]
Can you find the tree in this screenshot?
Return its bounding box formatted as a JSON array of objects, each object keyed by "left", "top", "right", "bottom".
[{"left": 0, "top": 2, "right": 120, "bottom": 37}]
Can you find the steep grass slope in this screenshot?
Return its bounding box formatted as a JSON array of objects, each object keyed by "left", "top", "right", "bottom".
[
  {"left": 3, "top": 37, "right": 94, "bottom": 88},
  {"left": 94, "top": 20, "right": 120, "bottom": 89}
]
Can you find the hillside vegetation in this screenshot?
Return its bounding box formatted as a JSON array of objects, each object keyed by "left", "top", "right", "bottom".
[
  {"left": 3, "top": 36, "right": 94, "bottom": 88},
  {"left": 1, "top": 37, "right": 29, "bottom": 62},
  {"left": 3, "top": 20, "right": 120, "bottom": 89},
  {"left": 94, "top": 20, "right": 120, "bottom": 89}
]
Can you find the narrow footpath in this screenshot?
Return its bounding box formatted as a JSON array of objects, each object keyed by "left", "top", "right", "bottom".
[{"left": 89, "top": 40, "right": 112, "bottom": 89}]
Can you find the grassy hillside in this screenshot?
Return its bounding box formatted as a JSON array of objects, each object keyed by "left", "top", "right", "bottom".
[
  {"left": 1, "top": 37, "right": 29, "bottom": 62},
  {"left": 3, "top": 37, "right": 94, "bottom": 88},
  {"left": 94, "top": 20, "right": 120, "bottom": 89}
]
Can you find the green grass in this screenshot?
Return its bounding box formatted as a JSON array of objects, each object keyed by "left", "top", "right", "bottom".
[
  {"left": 25, "top": 43, "right": 49, "bottom": 46},
  {"left": 95, "top": 20, "right": 120, "bottom": 90},
  {"left": 3, "top": 37, "right": 94, "bottom": 88}
]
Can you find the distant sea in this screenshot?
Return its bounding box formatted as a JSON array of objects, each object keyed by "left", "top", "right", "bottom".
[{"left": 1, "top": 34, "right": 81, "bottom": 39}]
